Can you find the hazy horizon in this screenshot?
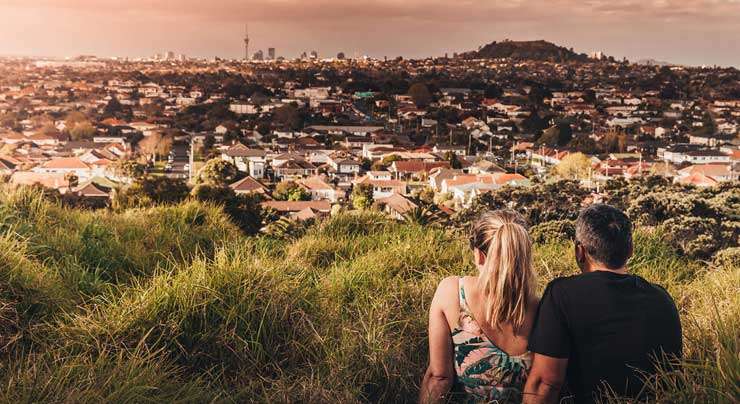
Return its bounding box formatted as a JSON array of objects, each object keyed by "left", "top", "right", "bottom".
[{"left": 2, "top": 0, "right": 739, "bottom": 67}]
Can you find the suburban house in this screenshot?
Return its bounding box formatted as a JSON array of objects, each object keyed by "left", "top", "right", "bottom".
[
  {"left": 272, "top": 159, "right": 317, "bottom": 180},
  {"left": 677, "top": 163, "right": 738, "bottom": 182},
  {"left": 660, "top": 144, "right": 732, "bottom": 164},
  {"left": 353, "top": 171, "right": 407, "bottom": 199},
  {"left": 229, "top": 176, "right": 270, "bottom": 196},
  {"left": 374, "top": 193, "right": 418, "bottom": 220},
  {"left": 261, "top": 200, "right": 332, "bottom": 221},
  {"left": 32, "top": 157, "right": 109, "bottom": 181},
  {"left": 298, "top": 176, "right": 345, "bottom": 202},
  {"left": 221, "top": 143, "right": 267, "bottom": 178},
  {"left": 441, "top": 173, "right": 529, "bottom": 205},
  {"left": 389, "top": 160, "right": 451, "bottom": 180}
]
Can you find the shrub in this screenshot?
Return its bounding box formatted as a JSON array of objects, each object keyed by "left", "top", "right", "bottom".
[
  {"left": 662, "top": 216, "right": 739, "bottom": 260},
  {"left": 190, "top": 184, "right": 263, "bottom": 235},
  {"left": 530, "top": 220, "right": 575, "bottom": 244},
  {"left": 713, "top": 247, "right": 740, "bottom": 268}
]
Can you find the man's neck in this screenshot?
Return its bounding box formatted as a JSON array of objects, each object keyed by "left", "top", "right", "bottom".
[{"left": 587, "top": 266, "right": 628, "bottom": 275}]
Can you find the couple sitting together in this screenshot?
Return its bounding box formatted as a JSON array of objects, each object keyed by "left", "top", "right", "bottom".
[{"left": 420, "top": 204, "right": 683, "bottom": 404}]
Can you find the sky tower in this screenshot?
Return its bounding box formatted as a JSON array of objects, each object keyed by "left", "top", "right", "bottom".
[{"left": 243, "top": 24, "right": 250, "bottom": 61}]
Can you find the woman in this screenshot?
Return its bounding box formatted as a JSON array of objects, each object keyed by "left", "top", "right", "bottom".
[{"left": 420, "top": 210, "right": 538, "bottom": 403}]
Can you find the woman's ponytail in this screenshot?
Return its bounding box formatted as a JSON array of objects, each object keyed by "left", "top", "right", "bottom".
[{"left": 470, "top": 211, "right": 535, "bottom": 333}]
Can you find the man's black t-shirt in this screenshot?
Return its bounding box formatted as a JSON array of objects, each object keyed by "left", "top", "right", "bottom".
[{"left": 528, "top": 271, "right": 682, "bottom": 404}]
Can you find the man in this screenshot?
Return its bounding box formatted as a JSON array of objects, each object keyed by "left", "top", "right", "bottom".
[{"left": 524, "top": 204, "right": 682, "bottom": 404}]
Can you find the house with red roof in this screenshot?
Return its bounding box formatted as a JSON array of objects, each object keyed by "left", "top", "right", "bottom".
[
  {"left": 389, "top": 160, "right": 451, "bottom": 180},
  {"left": 677, "top": 163, "right": 737, "bottom": 183},
  {"left": 229, "top": 176, "right": 269, "bottom": 196}
]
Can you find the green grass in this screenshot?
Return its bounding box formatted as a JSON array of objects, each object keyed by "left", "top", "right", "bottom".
[{"left": 0, "top": 186, "right": 737, "bottom": 403}]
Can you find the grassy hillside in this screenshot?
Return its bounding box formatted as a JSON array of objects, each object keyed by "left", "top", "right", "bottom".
[{"left": 0, "top": 186, "right": 737, "bottom": 403}]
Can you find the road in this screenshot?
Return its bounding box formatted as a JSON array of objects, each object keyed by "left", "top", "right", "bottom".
[{"left": 166, "top": 142, "right": 190, "bottom": 179}]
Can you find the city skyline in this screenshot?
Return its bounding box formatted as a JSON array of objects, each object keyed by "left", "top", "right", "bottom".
[{"left": 1, "top": 0, "right": 740, "bottom": 66}]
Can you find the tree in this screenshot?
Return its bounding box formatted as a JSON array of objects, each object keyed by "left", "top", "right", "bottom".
[
  {"left": 103, "top": 96, "right": 123, "bottom": 117},
  {"left": 64, "top": 172, "right": 79, "bottom": 189},
  {"left": 408, "top": 83, "right": 433, "bottom": 108},
  {"left": 445, "top": 151, "right": 463, "bottom": 169},
  {"left": 113, "top": 159, "right": 145, "bottom": 181},
  {"left": 568, "top": 135, "right": 602, "bottom": 155},
  {"left": 138, "top": 132, "right": 173, "bottom": 162},
  {"left": 273, "top": 181, "right": 310, "bottom": 201},
  {"left": 484, "top": 84, "right": 503, "bottom": 99},
  {"left": 352, "top": 183, "right": 374, "bottom": 210},
  {"left": 69, "top": 122, "right": 97, "bottom": 140},
  {"left": 554, "top": 153, "right": 591, "bottom": 180},
  {"left": 113, "top": 176, "right": 189, "bottom": 209},
  {"left": 539, "top": 123, "right": 572, "bottom": 147},
  {"left": 602, "top": 131, "right": 628, "bottom": 153},
  {"left": 65, "top": 111, "right": 87, "bottom": 129},
  {"left": 190, "top": 184, "right": 263, "bottom": 235},
  {"left": 273, "top": 104, "right": 303, "bottom": 130},
  {"left": 196, "top": 159, "right": 239, "bottom": 186}
]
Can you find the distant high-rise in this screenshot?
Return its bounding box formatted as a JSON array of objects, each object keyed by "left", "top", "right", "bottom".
[
  {"left": 253, "top": 50, "right": 264, "bottom": 61},
  {"left": 244, "top": 24, "right": 250, "bottom": 60},
  {"left": 268, "top": 47, "right": 276, "bottom": 60},
  {"left": 310, "top": 50, "right": 318, "bottom": 59}
]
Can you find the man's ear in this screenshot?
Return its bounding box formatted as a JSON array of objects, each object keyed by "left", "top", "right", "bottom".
[{"left": 575, "top": 243, "right": 586, "bottom": 264}]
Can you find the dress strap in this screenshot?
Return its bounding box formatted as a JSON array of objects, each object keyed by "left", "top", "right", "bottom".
[{"left": 458, "top": 277, "right": 471, "bottom": 317}]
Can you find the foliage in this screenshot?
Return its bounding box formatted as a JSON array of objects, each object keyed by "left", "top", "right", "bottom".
[
  {"left": 68, "top": 121, "right": 97, "bottom": 140},
  {"left": 456, "top": 180, "right": 590, "bottom": 228},
  {"left": 195, "top": 159, "right": 238, "bottom": 186},
  {"left": 273, "top": 181, "right": 311, "bottom": 201},
  {"left": 408, "top": 83, "right": 433, "bottom": 108},
  {"left": 112, "top": 159, "right": 145, "bottom": 181},
  {"left": 0, "top": 186, "right": 737, "bottom": 402},
  {"left": 190, "top": 184, "right": 264, "bottom": 235},
  {"left": 662, "top": 216, "right": 739, "bottom": 260},
  {"left": 351, "top": 183, "right": 374, "bottom": 210},
  {"left": 538, "top": 123, "right": 572, "bottom": 146},
  {"left": 554, "top": 152, "right": 591, "bottom": 180},
  {"left": 113, "top": 176, "right": 189, "bottom": 208},
  {"left": 444, "top": 151, "right": 463, "bottom": 169},
  {"left": 530, "top": 220, "right": 576, "bottom": 244},
  {"left": 137, "top": 132, "right": 173, "bottom": 161}
]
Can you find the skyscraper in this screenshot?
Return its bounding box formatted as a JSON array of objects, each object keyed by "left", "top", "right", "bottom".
[
  {"left": 243, "top": 24, "right": 250, "bottom": 61},
  {"left": 268, "top": 47, "right": 276, "bottom": 60}
]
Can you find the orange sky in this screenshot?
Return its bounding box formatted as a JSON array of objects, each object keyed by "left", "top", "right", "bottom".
[{"left": 1, "top": 0, "right": 739, "bottom": 66}]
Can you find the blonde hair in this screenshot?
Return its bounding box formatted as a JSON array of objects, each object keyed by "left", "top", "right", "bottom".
[{"left": 469, "top": 210, "right": 535, "bottom": 333}]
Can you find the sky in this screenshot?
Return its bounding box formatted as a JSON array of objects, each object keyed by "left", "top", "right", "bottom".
[{"left": 1, "top": 0, "right": 739, "bottom": 67}]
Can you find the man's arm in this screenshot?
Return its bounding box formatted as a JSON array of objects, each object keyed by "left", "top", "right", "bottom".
[
  {"left": 419, "top": 278, "right": 456, "bottom": 404},
  {"left": 523, "top": 354, "right": 568, "bottom": 404}
]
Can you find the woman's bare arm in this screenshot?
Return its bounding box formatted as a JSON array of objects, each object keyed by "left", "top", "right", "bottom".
[{"left": 419, "top": 277, "right": 457, "bottom": 404}]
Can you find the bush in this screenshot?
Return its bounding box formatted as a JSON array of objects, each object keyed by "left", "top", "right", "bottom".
[
  {"left": 190, "top": 184, "right": 264, "bottom": 235},
  {"left": 0, "top": 184, "right": 737, "bottom": 402},
  {"left": 113, "top": 176, "right": 189, "bottom": 209},
  {"left": 530, "top": 220, "right": 575, "bottom": 244},
  {"left": 662, "top": 216, "right": 739, "bottom": 260},
  {"left": 713, "top": 247, "right": 740, "bottom": 268}
]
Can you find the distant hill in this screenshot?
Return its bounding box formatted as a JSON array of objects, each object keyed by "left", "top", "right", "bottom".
[
  {"left": 462, "top": 40, "right": 591, "bottom": 62},
  {"left": 636, "top": 58, "right": 674, "bottom": 67}
]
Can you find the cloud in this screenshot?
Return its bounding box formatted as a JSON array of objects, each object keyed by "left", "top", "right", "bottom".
[
  {"left": 0, "top": 0, "right": 738, "bottom": 66},
  {"left": 6, "top": 0, "right": 736, "bottom": 23}
]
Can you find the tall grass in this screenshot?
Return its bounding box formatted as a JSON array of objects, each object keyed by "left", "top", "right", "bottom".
[{"left": 0, "top": 186, "right": 736, "bottom": 403}]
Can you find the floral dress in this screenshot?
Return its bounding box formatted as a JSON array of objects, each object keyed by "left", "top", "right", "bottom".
[{"left": 452, "top": 277, "right": 532, "bottom": 403}]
